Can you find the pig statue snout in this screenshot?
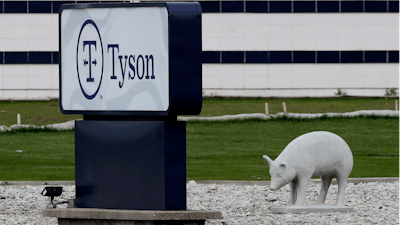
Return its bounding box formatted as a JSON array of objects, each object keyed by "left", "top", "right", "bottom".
[
  {"left": 262, "top": 131, "right": 353, "bottom": 206},
  {"left": 263, "top": 155, "right": 296, "bottom": 192},
  {"left": 269, "top": 186, "right": 278, "bottom": 191}
]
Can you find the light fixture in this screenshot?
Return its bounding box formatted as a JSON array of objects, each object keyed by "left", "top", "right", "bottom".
[{"left": 41, "top": 186, "right": 67, "bottom": 209}]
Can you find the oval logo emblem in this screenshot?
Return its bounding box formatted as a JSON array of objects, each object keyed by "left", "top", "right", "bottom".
[{"left": 76, "top": 20, "right": 104, "bottom": 100}]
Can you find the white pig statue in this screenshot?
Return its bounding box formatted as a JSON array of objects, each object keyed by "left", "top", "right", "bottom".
[{"left": 262, "top": 131, "right": 353, "bottom": 206}]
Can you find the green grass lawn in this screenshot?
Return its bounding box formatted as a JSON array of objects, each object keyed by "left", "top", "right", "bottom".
[
  {"left": 199, "top": 97, "right": 399, "bottom": 116},
  {"left": 0, "top": 101, "right": 81, "bottom": 127},
  {"left": 0, "top": 97, "right": 398, "bottom": 127},
  {"left": 0, "top": 129, "right": 75, "bottom": 180},
  {"left": 186, "top": 117, "right": 399, "bottom": 180},
  {"left": 0, "top": 117, "right": 397, "bottom": 181}
]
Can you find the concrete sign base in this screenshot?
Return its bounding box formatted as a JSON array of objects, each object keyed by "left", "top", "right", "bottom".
[
  {"left": 43, "top": 208, "right": 222, "bottom": 225},
  {"left": 272, "top": 205, "right": 356, "bottom": 214}
]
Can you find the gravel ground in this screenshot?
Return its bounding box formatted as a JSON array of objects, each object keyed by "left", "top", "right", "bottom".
[{"left": 0, "top": 181, "right": 397, "bottom": 225}]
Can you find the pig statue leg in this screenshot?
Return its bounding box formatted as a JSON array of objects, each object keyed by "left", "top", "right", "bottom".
[
  {"left": 288, "top": 180, "right": 298, "bottom": 205},
  {"left": 316, "top": 175, "right": 333, "bottom": 204},
  {"left": 335, "top": 173, "right": 348, "bottom": 206},
  {"left": 295, "top": 176, "right": 310, "bottom": 206}
]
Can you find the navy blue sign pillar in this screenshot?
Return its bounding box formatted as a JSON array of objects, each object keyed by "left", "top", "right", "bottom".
[
  {"left": 60, "top": 2, "right": 202, "bottom": 211},
  {"left": 75, "top": 120, "right": 186, "bottom": 210}
]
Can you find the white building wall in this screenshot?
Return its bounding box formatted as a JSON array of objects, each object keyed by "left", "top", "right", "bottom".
[
  {"left": 0, "top": 14, "right": 59, "bottom": 52},
  {"left": 202, "top": 64, "right": 399, "bottom": 97},
  {"left": 202, "top": 13, "right": 399, "bottom": 51},
  {"left": 0, "top": 65, "right": 59, "bottom": 100},
  {"left": 202, "top": 13, "right": 399, "bottom": 97},
  {"left": 0, "top": 13, "right": 397, "bottom": 52}
]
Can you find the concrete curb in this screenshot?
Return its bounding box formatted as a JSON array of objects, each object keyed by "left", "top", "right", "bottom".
[
  {"left": 0, "top": 178, "right": 397, "bottom": 186},
  {"left": 43, "top": 208, "right": 223, "bottom": 220},
  {"left": 196, "top": 177, "right": 399, "bottom": 186},
  {"left": 195, "top": 177, "right": 399, "bottom": 186},
  {"left": 0, "top": 181, "right": 75, "bottom": 186}
]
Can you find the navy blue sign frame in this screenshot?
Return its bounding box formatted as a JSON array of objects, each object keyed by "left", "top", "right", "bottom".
[{"left": 59, "top": 2, "right": 202, "bottom": 116}]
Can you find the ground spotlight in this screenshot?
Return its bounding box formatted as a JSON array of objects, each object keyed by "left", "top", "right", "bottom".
[{"left": 41, "top": 186, "right": 67, "bottom": 209}]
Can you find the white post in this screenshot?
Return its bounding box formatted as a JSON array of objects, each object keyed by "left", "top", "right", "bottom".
[
  {"left": 282, "top": 102, "right": 287, "bottom": 114},
  {"left": 17, "top": 114, "right": 21, "bottom": 125},
  {"left": 396, "top": 100, "right": 398, "bottom": 111},
  {"left": 265, "top": 103, "right": 269, "bottom": 116}
]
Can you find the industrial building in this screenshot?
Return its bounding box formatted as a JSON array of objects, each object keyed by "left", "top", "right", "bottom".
[{"left": 0, "top": 0, "right": 398, "bottom": 99}]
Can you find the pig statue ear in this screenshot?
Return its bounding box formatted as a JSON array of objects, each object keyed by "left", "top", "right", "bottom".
[
  {"left": 279, "top": 162, "right": 286, "bottom": 167},
  {"left": 262, "top": 155, "right": 273, "bottom": 165}
]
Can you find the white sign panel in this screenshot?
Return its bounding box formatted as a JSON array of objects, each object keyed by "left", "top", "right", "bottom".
[{"left": 60, "top": 7, "right": 169, "bottom": 112}]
